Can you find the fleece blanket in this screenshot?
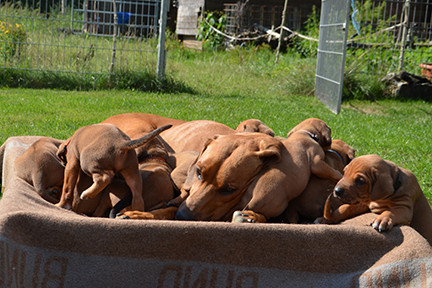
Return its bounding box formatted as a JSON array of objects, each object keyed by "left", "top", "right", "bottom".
[{"left": 1, "top": 136, "right": 432, "bottom": 288}]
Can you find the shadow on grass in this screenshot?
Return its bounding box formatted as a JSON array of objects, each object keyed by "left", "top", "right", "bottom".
[{"left": 0, "top": 69, "right": 197, "bottom": 94}]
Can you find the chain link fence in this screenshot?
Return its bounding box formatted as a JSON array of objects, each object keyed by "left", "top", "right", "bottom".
[
  {"left": 0, "top": 0, "right": 165, "bottom": 75},
  {"left": 346, "top": 0, "right": 432, "bottom": 78}
]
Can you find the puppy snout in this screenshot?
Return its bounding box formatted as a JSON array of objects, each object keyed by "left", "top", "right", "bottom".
[
  {"left": 334, "top": 187, "right": 345, "bottom": 198},
  {"left": 175, "top": 204, "right": 195, "bottom": 221}
]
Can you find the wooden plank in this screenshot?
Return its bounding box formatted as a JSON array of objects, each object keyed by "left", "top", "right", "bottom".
[{"left": 182, "top": 39, "right": 203, "bottom": 50}]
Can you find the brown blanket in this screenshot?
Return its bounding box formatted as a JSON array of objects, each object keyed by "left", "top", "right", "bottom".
[{"left": 1, "top": 136, "right": 431, "bottom": 287}]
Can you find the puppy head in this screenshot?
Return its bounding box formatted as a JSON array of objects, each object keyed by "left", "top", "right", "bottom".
[
  {"left": 236, "top": 119, "right": 275, "bottom": 137},
  {"left": 287, "top": 118, "right": 332, "bottom": 149},
  {"left": 333, "top": 154, "right": 400, "bottom": 204},
  {"left": 136, "top": 135, "right": 168, "bottom": 163},
  {"left": 175, "top": 133, "right": 282, "bottom": 221}
]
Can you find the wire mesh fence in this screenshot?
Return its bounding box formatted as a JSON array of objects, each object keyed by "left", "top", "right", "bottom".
[
  {"left": 0, "top": 0, "right": 163, "bottom": 74},
  {"left": 346, "top": 0, "right": 432, "bottom": 78}
]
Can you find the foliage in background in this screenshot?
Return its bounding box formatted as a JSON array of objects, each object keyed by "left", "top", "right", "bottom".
[
  {"left": 0, "top": 68, "right": 195, "bottom": 93},
  {"left": 0, "top": 20, "right": 26, "bottom": 62},
  {"left": 196, "top": 11, "right": 227, "bottom": 50},
  {"left": 290, "top": 6, "right": 320, "bottom": 58}
]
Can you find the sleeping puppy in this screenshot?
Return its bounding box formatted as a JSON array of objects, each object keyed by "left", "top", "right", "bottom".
[
  {"left": 113, "top": 150, "right": 200, "bottom": 220},
  {"left": 282, "top": 139, "right": 355, "bottom": 223},
  {"left": 56, "top": 123, "right": 171, "bottom": 211},
  {"left": 235, "top": 119, "right": 275, "bottom": 137},
  {"left": 319, "top": 154, "right": 432, "bottom": 245},
  {"left": 174, "top": 118, "right": 343, "bottom": 223},
  {"left": 14, "top": 137, "right": 65, "bottom": 204}
]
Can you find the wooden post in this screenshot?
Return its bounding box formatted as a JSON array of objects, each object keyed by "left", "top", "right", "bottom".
[{"left": 275, "top": 0, "right": 288, "bottom": 63}]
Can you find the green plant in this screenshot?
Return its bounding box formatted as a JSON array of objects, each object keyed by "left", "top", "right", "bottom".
[
  {"left": 0, "top": 20, "right": 26, "bottom": 62},
  {"left": 196, "top": 11, "right": 227, "bottom": 50},
  {"left": 290, "top": 6, "right": 320, "bottom": 57}
]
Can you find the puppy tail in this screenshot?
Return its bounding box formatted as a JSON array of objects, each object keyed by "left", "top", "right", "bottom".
[{"left": 123, "top": 124, "right": 172, "bottom": 150}]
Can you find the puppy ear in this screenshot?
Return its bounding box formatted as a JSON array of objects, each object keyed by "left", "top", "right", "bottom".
[
  {"left": 56, "top": 143, "right": 68, "bottom": 165},
  {"left": 255, "top": 139, "right": 281, "bottom": 162},
  {"left": 370, "top": 164, "right": 396, "bottom": 201},
  {"left": 345, "top": 147, "right": 356, "bottom": 164},
  {"left": 319, "top": 125, "right": 332, "bottom": 149},
  {"left": 182, "top": 156, "right": 199, "bottom": 192},
  {"left": 200, "top": 136, "right": 217, "bottom": 155}
]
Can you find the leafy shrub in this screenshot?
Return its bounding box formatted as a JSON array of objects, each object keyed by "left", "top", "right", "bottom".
[
  {"left": 290, "top": 6, "right": 320, "bottom": 57},
  {"left": 196, "top": 12, "right": 226, "bottom": 50},
  {"left": 0, "top": 20, "right": 26, "bottom": 62}
]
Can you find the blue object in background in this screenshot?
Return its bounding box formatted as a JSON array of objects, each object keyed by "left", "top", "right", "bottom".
[
  {"left": 351, "top": 0, "right": 361, "bottom": 35},
  {"left": 117, "top": 12, "right": 131, "bottom": 25}
]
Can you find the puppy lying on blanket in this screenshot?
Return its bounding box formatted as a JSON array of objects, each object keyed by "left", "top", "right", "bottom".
[
  {"left": 235, "top": 119, "right": 275, "bottom": 136},
  {"left": 14, "top": 137, "right": 65, "bottom": 204},
  {"left": 319, "top": 154, "right": 432, "bottom": 245},
  {"left": 102, "top": 113, "right": 275, "bottom": 154},
  {"left": 56, "top": 123, "right": 171, "bottom": 212},
  {"left": 175, "top": 118, "right": 343, "bottom": 222},
  {"left": 282, "top": 139, "right": 355, "bottom": 223},
  {"left": 113, "top": 150, "right": 199, "bottom": 220}
]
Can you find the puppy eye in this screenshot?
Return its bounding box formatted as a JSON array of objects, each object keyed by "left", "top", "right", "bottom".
[
  {"left": 196, "top": 168, "right": 202, "bottom": 180},
  {"left": 220, "top": 186, "right": 237, "bottom": 195},
  {"left": 355, "top": 177, "right": 366, "bottom": 186}
]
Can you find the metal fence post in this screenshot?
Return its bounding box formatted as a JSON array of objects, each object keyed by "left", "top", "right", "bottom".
[
  {"left": 157, "top": 0, "right": 169, "bottom": 79},
  {"left": 398, "top": 0, "right": 410, "bottom": 72}
]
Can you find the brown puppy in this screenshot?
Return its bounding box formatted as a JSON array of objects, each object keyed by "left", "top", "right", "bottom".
[
  {"left": 68, "top": 134, "right": 177, "bottom": 217},
  {"left": 175, "top": 118, "right": 343, "bottom": 222},
  {"left": 56, "top": 123, "right": 171, "bottom": 211},
  {"left": 114, "top": 150, "right": 200, "bottom": 220},
  {"left": 101, "top": 113, "right": 186, "bottom": 138},
  {"left": 101, "top": 113, "right": 186, "bottom": 160},
  {"left": 320, "top": 154, "right": 432, "bottom": 245},
  {"left": 14, "top": 137, "right": 65, "bottom": 204},
  {"left": 235, "top": 119, "right": 275, "bottom": 137},
  {"left": 287, "top": 117, "right": 332, "bottom": 149},
  {"left": 282, "top": 139, "right": 355, "bottom": 223},
  {"left": 160, "top": 120, "right": 235, "bottom": 153}
]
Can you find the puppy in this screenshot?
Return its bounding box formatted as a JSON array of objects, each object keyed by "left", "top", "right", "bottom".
[
  {"left": 235, "top": 119, "right": 275, "bottom": 137},
  {"left": 320, "top": 154, "right": 432, "bottom": 245},
  {"left": 101, "top": 113, "right": 186, "bottom": 160},
  {"left": 287, "top": 117, "right": 332, "bottom": 149},
  {"left": 175, "top": 118, "right": 343, "bottom": 222},
  {"left": 282, "top": 139, "right": 355, "bottom": 223},
  {"left": 14, "top": 137, "right": 65, "bottom": 204},
  {"left": 113, "top": 150, "right": 199, "bottom": 220},
  {"left": 66, "top": 133, "right": 175, "bottom": 217},
  {"left": 56, "top": 123, "right": 171, "bottom": 211}
]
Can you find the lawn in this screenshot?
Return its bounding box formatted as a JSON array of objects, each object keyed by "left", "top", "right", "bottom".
[{"left": 0, "top": 46, "right": 431, "bottom": 202}]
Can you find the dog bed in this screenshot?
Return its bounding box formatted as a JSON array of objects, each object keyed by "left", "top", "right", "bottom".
[{"left": 1, "top": 136, "right": 431, "bottom": 287}]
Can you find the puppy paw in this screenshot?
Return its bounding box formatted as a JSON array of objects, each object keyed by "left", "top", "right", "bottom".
[
  {"left": 314, "top": 217, "right": 328, "bottom": 224},
  {"left": 116, "top": 211, "right": 155, "bottom": 220},
  {"left": 371, "top": 216, "right": 393, "bottom": 232},
  {"left": 232, "top": 211, "right": 256, "bottom": 223},
  {"left": 231, "top": 210, "right": 266, "bottom": 223}
]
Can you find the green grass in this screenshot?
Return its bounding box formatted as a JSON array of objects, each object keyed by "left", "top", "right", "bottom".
[{"left": 1, "top": 86, "right": 431, "bottom": 202}]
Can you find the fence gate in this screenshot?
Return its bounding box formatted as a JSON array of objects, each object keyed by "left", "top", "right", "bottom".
[{"left": 315, "top": 0, "right": 351, "bottom": 114}]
